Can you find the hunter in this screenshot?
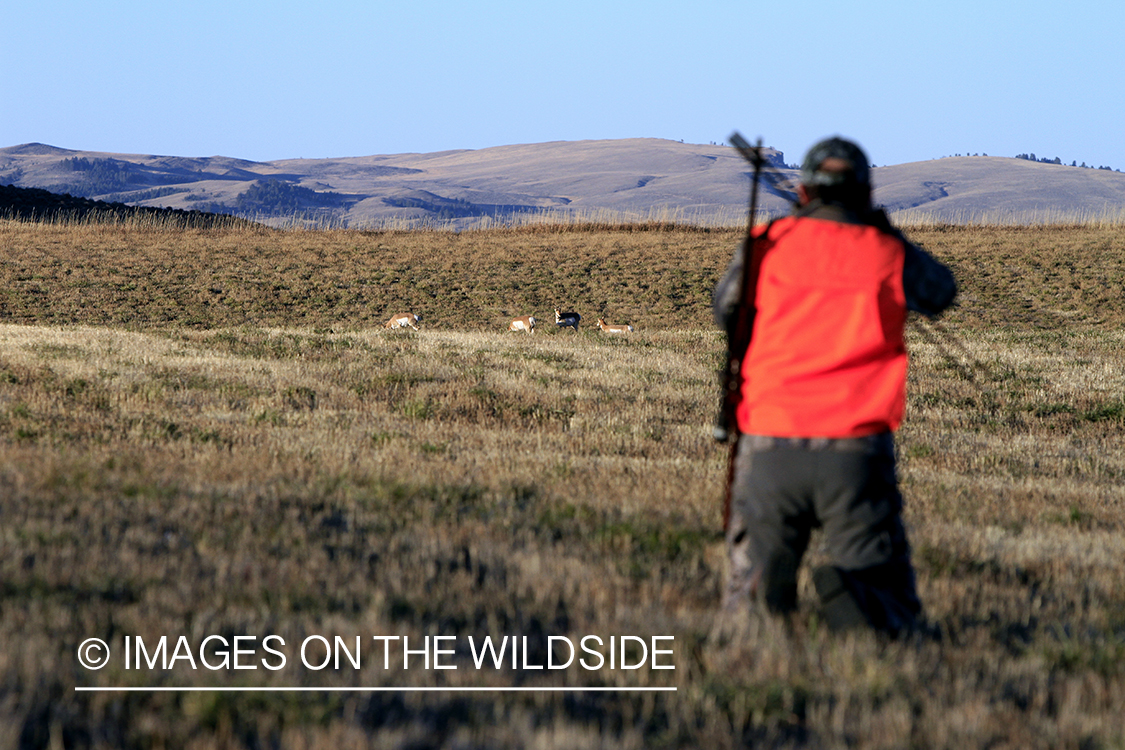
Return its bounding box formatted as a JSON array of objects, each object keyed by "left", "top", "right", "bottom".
[{"left": 713, "top": 136, "right": 957, "bottom": 635}]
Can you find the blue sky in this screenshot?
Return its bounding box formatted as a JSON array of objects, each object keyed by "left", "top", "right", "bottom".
[{"left": 5, "top": 1, "right": 1124, "bottom": 169}]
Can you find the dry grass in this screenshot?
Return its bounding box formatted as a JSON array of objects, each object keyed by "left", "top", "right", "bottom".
[
  {"left": 1, "top": 219, "right": 1123, "bottom": 748},
  {"left": 0, "top": 220, "right": 750, "bottom": 332}
]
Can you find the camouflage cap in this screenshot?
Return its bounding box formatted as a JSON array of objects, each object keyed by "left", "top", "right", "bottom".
[{"left": 800, "top": 137, "right": 871, "bottom": 187}]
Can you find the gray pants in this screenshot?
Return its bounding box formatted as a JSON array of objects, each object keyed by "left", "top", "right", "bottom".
[{"left": 724, "top": 433, "right": 921, "bottom": 634}]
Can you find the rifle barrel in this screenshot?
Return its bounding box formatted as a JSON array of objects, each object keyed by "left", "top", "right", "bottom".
[{"left": 714, "top": 133, "right": 765, "bottom": 445}]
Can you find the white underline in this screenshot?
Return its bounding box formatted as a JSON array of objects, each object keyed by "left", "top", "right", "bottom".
[{"left": 76, "top": 686, "right": 676, "bottom": 693}]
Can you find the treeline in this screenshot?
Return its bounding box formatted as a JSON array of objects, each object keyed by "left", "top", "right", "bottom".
[
  {"left": 1015, "top": 153, "right": 1118, "bottom": 171},
  {"left": 54, "top": 157, "right": 202, "bottom": 197},
  {"left": 383, "top": 194, "right": 545, "bottom": 220},
  {"left": 384, "top": 195, "right": 485, "bottom": 219},
  {"left": 56, "top": 157, "right": 131, "bottom": 196},
  {"left": 0, "top": 183, "right": 254, "bottom": 228},
  {"left": 235, "top": 179, "right": 347, "bottom": 213},
  {"left": 942, "top": 153, "right": 1119, "bottom": 171},
  {"left": 101, "top": 187, "right": 187, "bottom": 203},
  {"left": 185, "top": 180, "right": 351, "bottom": 221}
]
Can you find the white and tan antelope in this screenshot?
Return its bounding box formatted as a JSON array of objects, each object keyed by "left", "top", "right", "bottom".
[
  {"left": 508, "top": 315, "right": 536, "bottom": 334},
  {"left": 384, "top": 312, "right": 421, "bottom": 330},
  {"left": 554, "top": 308, "right": 581, "bottom": 331},
  {"left": 596, "top": 318, "right": 633, "bottom": 334}
]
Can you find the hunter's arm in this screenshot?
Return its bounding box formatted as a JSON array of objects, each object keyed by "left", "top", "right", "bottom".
[
  {"left": 902, "top": 242, "right": 957, "bottom": 317},
  {"left": 713, "top": 238, "right": 753, "bottom": 336}
]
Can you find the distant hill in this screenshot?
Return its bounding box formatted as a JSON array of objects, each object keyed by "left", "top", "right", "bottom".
[
  {"left": 874, "top": 156, "right": 1125, "bottom": 221},
  {"left": 2, "top": 139, "right": 1124, "bottom": 227}
]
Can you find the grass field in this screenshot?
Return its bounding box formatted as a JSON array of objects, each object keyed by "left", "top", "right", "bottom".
[{"left": 1, "top": 219, "right": 1124, "bottom": 748}]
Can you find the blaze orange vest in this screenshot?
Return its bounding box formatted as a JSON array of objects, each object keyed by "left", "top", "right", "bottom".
[{"left": 737, "top": 215, "right": 908, "bottom": 438}]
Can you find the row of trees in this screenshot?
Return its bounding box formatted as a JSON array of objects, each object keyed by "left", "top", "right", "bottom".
[
  {"left": 234, "top": 179, "right": 346, "bottom": 213},
  {"left": 182, "top": 180, "right": 352, "bottom": 222},
  {"left": 0, "top": 182, "right": 247, "bottom": 228},
  {"left": 101, "top": 187, "right": 185, "bottom": 204},
  {"left": 382, "top": 194, "right": 542, "bottom": 221},
  {"left": 1015, "top": 153, "right": 1117, "bottom": 170},
  {"left": 940, "top": 153, "right": 1118, "bottom": 171}
]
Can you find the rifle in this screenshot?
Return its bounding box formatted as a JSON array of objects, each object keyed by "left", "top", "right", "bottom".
[
  {"left": 714, "top": 133, "right": 765, "bottom": 447},
  {"left": 715, "top": 132, "right": 797, "bottom": 530},
  {"left": 713, "top": 133, "right": 800, "bottom": 445}
]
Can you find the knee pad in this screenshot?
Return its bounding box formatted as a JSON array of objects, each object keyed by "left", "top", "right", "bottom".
[{"left": 813, "top": 565, "right": 869, "bottom": 632}]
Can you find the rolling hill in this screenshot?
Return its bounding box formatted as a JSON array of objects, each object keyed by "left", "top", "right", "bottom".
[{"left": 2, "top": 139, "right": 1124, "bottom": 227}]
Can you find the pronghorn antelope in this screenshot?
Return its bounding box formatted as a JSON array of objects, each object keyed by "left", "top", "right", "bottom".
[
  {"left": 554, "top": 308, "right": 581, "bottom": 331},
  {"left": 384, "top": 312, "right": 421, "bottom": 330},
  {"left": 508, "top": 315, "right": 536, "bottom": 334},
  {"left": 596, "top": 318, "right": 633, "bottom": 334}
]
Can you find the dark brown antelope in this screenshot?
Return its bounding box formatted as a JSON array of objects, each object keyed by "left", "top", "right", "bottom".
[{"left": 554, "top": 308, "right": 580, "bottom": 331}]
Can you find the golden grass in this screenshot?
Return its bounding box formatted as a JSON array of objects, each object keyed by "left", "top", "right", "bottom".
[{"left": 1, "top": 219, "right": 1124, "bottom": 748}]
